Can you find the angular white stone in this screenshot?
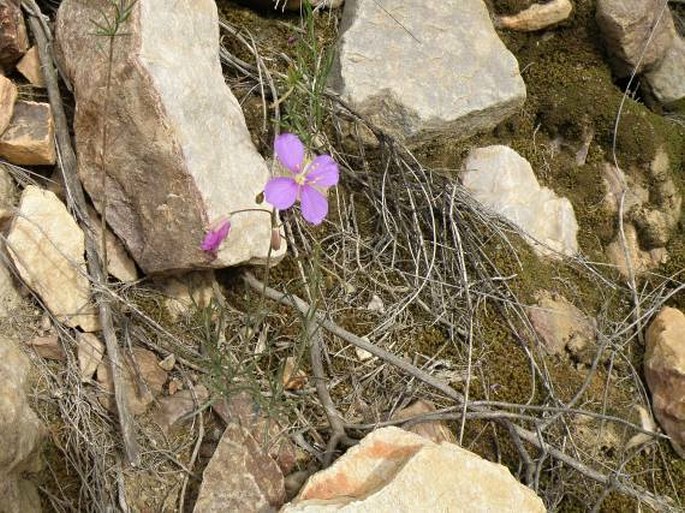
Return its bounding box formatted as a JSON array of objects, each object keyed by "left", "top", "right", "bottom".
[
  {"left": 6, "top": 186, "right": 100, "bottom": 331},
  {"left": 528, "top": 290, "right": 596, "bottom": 364},
  {"left": 77, "top": 332, "right": 104, "bottom": 382},
  {"left": 154, "top": 270, "right": 217, "bottom": 320},
  {"left": 195, "top": 422, "right": 286, "bottom": 512},
  {"left": 281, "top": 427, "right": 545, "bottom": 512},
  {"left": 0, "top": 74, "right": 17, "bottom": 135},
  {"left": 330, "top": 0, "right": 526, "bottom": 143},
  {"left": 88, "top": 206, "right": 138, "bottom": 283},
  {"left": 645, "top": 35, "right": 685, "bottom": 105},
  {"left": 56, "top": 0, "right": 284, "bottom": 274},
  {"left": 16, "top": 46, "right": 45, "bottom": 88},
  {"left": 461, "top": 145, "right": 579, "bottom": 258},
  {"left": 96, "top": 346, "right": 167, "bottom": 415},
  {"left": 605, "top": 223, "right": 667, "bottom": 277}
]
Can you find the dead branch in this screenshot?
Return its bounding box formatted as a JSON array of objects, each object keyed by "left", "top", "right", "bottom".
[
  {"left": 307, "top": 315, "right": 355, "bottom": 466},
  {"left": 22, "top": 0, "right": 139, "bottom": 466}
]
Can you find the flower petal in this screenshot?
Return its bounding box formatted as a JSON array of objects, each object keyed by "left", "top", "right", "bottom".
[
  {"left": 201, "top": 219, "right": 231, "bottom": 252},
  {"left": 264, "top": 177, "right": 299, "bottom": 210},
  {"left": 274, "top": 133, "right": 305, "bottom": 173},
  {"left": 305, "top": 154, "right": 339, "bottom": 188},
  {"left": 300, "top": 185, "right": 329, "bottom": 225}
]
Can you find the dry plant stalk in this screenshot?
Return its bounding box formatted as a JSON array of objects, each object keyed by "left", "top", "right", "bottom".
[{"left": 22, "top": 0, "right": 140, "bottom": 466}]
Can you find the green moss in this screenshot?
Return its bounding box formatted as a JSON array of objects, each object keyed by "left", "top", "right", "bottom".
[
  {"left": 487, "top": 0, "right": 539, "bottom": 16},
  {"left": 126, "top": 287, "right": 174, "bottom": 325},
  {"left": 664, "top": 96, "right": 685, "bottom": 114}
]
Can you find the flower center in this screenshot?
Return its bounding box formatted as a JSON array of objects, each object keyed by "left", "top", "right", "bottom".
[{"left": 294, "top": 161, "right": 310, "bottom": 186}]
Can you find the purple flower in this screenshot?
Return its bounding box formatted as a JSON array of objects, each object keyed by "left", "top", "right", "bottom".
[
  {"left": 264, "top": 133, "right": 339, "bottom": 225},
  {"left": 201, "top": 218, "right": 231, "bottom": 253}
]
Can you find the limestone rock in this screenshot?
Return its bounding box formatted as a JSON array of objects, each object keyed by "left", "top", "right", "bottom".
[
  {"left": 0, "top": 163, "right": 15, "bottom": 218},
  {"left": 281, "top": 426, "right": 545, "bottom": 512},
  {"left": 55, "top": 0, "right": 284, "bottom": 274},
  {"left": 461, "top": 145, "right": 579, "bottom": 258},
  {"left": 213, "top": 392, "right": 299, "bottom": 475},
  {"left": 168, "top": 378, "right": 182, "bottom": 395},
  {"left": 0, "top": 256, "right": 21, "bottom": 316},
  {"left": 0, "top": 0, "right": 28, "bottom": 69},
  {"left": 97, "top": 346, "right": 168, "bottom": 416},
  {"left": 0, "top": 167, "right": 21, "bottom": 315},
  {"left": 155, "top": 270, "right": 217, "bottom": 320},
  {"left": 496, "top": 0, "right": 572, "bottom": 32},
  {"left": 158, "top": 353, "right": 176, "bottom": 371},
  {"left": 6, "top": 186, "right": 100, "bottom": 331},
  {"left": 644, "top": 35, "right": 685, "bottom": 106},
  {"left": 193, "top": 422, "right": 286, "bottom": 513},
  {"left": 0, "top": 101, "right": 56, "bottom": 166},
  {"left": 329, "top": 0, "right": 525, "bottom": 143},
  {"left": 601, "top": 162, "right": 649, "bottom": 220},
  {"left": 644, "top": 307, "right": 685, "bottom": 458},
  {"left": 648, "top": 147, "right": 683, "bottom": 224},
  {"left": 77, "top": 332, "right": 104, "bottom": 382},
  {"left": 606, "top": 223, "right": 667, "bottom": 277},
  {"left": 25, "top": 333, "right": 65, "bottom": 361},
  {"left": 528, "top": 291, "right": 596, "bottom": 364},
  {"left": 633, "top": 207, "right": 677, "bottom": 248},
  {"left": 391, "top": 399, "right": 454, "bottom": 444},
  {"left": 152, "top": 384, "right": 208, "bottom": 434},
  {"left": 16, "top": 47, "right": 45, "bottom": 88},
  {"left": 596, "top": 0, "right": 675, "bottom": 76},
  {"left": 0, "top": 74, "right": 17, "bottom": 135},
  {"left": 282, "top": 356, "right": 308, "bottom": 391},
  {"left": 88, "top": 206, "right": 138, "bottom": 283},
  {"left": 602, "top": 148, "right": 681, "bottom": 250},
  {"left": 0, "top": 336, "right": 44, "bottom": 513},
  {"left": 573, "top": 414, "right": 621, "bottom": 455}
]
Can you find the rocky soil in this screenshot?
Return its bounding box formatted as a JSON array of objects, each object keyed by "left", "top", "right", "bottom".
[{"left": 0, "top": 0, "right": 684, "bottom": 512}]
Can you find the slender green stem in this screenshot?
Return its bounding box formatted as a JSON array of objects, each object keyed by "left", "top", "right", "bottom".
[
  {"left": 93, "top": 0, "right": 138, "bottom": 275},
  {"left": 98, "top": 33, "right": 115, "bottom": 275}
]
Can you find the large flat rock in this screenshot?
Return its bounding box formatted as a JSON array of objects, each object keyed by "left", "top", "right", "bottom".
[
  {"left": 281, "top": 427, "right": 545, "bottom": 512},
  {"left": 461, "top": 145, "right": 579, "bottom": 258},
  {"left": 56, "top": 0, "right": 283, "bottom": 274},
  {"left": 6, "top": 186, "right": 100, "bottom": 331},
  {"left": 330, "top": 0, "right": 526, "bottom": 143}
]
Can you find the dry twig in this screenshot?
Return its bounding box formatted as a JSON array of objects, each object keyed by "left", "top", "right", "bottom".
[{"left": 22, "top": 0, "right": 139, "bottom": 466}]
